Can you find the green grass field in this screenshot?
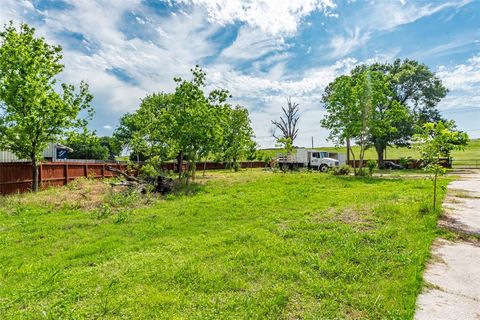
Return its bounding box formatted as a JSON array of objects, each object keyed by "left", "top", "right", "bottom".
[
  {"left": 259, "top": 138, "right": 480, "bottom": 165},
  {"left": 0, "top": 170, "right": 448, "bottom": 319}
]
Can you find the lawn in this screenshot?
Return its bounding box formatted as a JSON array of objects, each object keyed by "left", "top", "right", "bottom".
[{"left": 0, "top": 170, "right": 447, "bottom": 319}]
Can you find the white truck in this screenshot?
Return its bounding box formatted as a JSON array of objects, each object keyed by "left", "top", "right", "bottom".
[{"left": 277, "top": 149, "right": 340, "bottom": 172}]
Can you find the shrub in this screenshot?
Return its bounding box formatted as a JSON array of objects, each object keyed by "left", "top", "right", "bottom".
[
  {"left": 399, "top": 156, "right": 413, "bottom": 169},
  {"left": 367, "top": 160, "right": 377, "bottom": 176},
  {"left": 355, "top": 168, "right": 368, "bottom": 176},
  {"left": 331, "top": 164, "right": 351, "bottom": 176},
  {"left": 140, "top": 163, "right": 159, "bottom": 179},
  {"left": 96, "top": 204, "right": 111, "bottom": 219}
]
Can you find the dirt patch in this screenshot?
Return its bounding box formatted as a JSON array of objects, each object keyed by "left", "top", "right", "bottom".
[
  {"left": 312, "top": 207, "right": 376, "bottom": 231},
  {"left": 1, "top": 178, "right": 115, "bottom": 212}
]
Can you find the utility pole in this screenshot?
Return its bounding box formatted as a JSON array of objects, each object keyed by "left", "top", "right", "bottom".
[{"left": 311, "top": 136, "right": 314, "bottom": 148}]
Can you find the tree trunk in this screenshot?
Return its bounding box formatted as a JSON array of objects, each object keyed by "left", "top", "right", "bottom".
[
  {"left": 233, "top": 157, "right": 238, "bottom": 172},
  {"left": 358, "top": 134, "right": 365, "bottom": 174},
  {"left": 31, "top": 157, "right": 39, "bottom": 192},
  {"left": 350, "top": 145, "right": 356, "bottom": 174},
  {"left": 433, "top": 170, "right": 438, "bottom": 209},
  {"left": 177, "top": 151, "right": 183, "bottom": 180},
  {"left": 203, "top": 160, "right": 207, "bottom": 177},
  {"left": 346, "top": 137, "right": 351, "bottom": 163},
  {"left": 359, "top": 146, "right": 365, "bottom": 174},
  {"left": 376, "top": 145, "right": 385, "bottom": 169},
  {"left": 191, "top": 152, "right": 197, "bottom": 181},
  {"left": 186, "top": 160, "right": 191, "bottom": 185},
  {"left": 192, "top": 161, "right": 196, "bottom": 181}
]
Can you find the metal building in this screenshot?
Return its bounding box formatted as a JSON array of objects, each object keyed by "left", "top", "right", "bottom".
[{"left": 0, "top": 143, "right": 72, "bottom": 162}]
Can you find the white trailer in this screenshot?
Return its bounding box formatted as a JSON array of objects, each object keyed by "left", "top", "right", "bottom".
[{"left": 277, "top": 149, "right": 340, "bottom": 172}]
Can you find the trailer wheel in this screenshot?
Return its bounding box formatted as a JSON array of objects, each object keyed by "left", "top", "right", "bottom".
[{"left": 319, "top": 164, "right": 329, "bottom": 172}]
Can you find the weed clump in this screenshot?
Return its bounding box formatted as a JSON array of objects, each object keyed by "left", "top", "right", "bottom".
[{"left": 331, "top": 165, "right": 352, "bottom": 176}]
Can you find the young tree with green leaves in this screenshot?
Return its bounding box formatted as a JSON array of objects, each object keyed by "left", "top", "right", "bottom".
[
  {"left": 114, "top": 66, "right": 244, "bottom": 184},
  {"left": 171, "top": 66, "right": 230, "bottom": 183},
  {"left": 221, "top": 106, "right": 255, "bottom": 172},
  {"left": 246, "top": 141, "right": 258, "bottom": 169},
  {"left": 321, "top": 69, "right": 395, "bottom": 174},
  {"left": 0, "top": 22, "right": 93, "bottom": 191},
  {"left": 114, "top": 93, "right": 177, "bottom": 170},
  {"left": 414, "top": 121, "right": 468, "bottom": 209}
]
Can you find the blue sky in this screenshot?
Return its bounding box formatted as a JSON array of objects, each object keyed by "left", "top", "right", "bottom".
[{"left": 1, "top": 0, "right": 480, "bottom": 147}]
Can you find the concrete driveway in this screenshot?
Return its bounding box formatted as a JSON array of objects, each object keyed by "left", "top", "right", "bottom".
[{"left": 415, "top": 170, "right": 480, "bottom": 320}]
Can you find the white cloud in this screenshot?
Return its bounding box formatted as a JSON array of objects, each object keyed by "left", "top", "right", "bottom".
[
  {"left": 206, "top": 58, "right": 357, "bottom": 147},
  {"left": 180, "top": 0, "right": 336, "bottom": 35},
  {"left": 329, "top": 0, "right": 472, "bottom": 59},
  {"left": 437, "top": 55, "right": 480, "bottom": 111},
  {"left": 2, "top": 0, "right": 477, "bottom": 145},
  {"left": 220, "top": 26, "right": 287, "bottom": 61},
  {"left": 329, "top": 27, "right": 370, "bottom": 59},
  {"left": 437, "top": 55, "right": 480, "bottom": 92},
  {"left": 367, "top": 0, "right": 471, "bottom": 32}
]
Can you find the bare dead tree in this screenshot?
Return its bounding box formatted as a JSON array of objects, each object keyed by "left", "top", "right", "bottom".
[{"left": 271, "top": 97, "right": 300, "bottom": 143}]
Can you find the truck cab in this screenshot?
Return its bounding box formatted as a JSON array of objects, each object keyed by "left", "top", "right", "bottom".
[{"left": 308, "top": 151, "right": 339, "bottom": 172}]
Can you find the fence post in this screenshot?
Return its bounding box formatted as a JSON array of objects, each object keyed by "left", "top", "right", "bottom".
[
  {"left": 39, "top": 163, "right": 42, "bottom": 189},
  {"left": 65, "top": 163, "right": 69, "bottom": 185}
]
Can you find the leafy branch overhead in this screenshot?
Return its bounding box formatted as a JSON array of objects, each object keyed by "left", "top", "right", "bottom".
[{"left": 414, "top": 121, "right": 469, "bottom": 208}]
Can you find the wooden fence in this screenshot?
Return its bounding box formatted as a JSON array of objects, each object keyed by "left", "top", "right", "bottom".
[
  {"left": 0, "top": 162, "right": 131, "bottom": 195},
  {"left": 347, "top": 158, "right": 451, "bottom": 169},
  {"left": 0, "top": 161, "right": 266, "bottom": 195}
]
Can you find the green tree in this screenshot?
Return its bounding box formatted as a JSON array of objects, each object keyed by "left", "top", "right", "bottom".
[
  {"left": 114, "top": 94, "right": 176, "bottom": 164},
  {"left": 0, "top": 23, "right": 93, "bottom": 191},
  {"left": 99, "top": 136, "right": 122, "bottom": 161},
  {"left": 414, "top": 121, "right": 468, "bottom": 209},
  {"left": 354, "top": 59, "right": 448, "bottom": 166},
  {"left": 321, "top": 70, "right": 394, "bottom": 174},
  {"left": 114, "top": 66, "right": 239, "bottom": 184},
  {"left": 171, "top": 66, "right": 229, "bottom": 183},
  {"left": 221, "top": 106, "right": 255, "bottom": 172},
  {"left": 64, "top": 130, "right": 109, "bottom": 160},
  {"left": 246, "top": 141, "right": 258, "bottom": 169}
]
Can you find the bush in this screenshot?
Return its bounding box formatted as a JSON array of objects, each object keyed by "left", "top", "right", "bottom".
[
  {"left": 399, "top": 156, "right": 413, "bottom": 169},
  {"left": 331, "top": 164, "right": 351, "bottom": 176},
  {"left": 355, "top": 168, "right": 368, "bottom": 176},
  {"left": 140, "top": 163, "right": 159, "bottom": 179},
  {"left": 367, "top": 160, "right": 377, "bottom": 176}
]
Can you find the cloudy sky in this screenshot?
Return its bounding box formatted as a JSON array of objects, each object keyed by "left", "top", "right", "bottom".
[{"left": 1, "top": 0, "right": 480, "bottom": 147}]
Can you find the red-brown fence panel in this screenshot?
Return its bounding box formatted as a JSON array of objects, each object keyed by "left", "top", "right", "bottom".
[{"left": 0, "top": 161, "right": 266, "bottom": 195}]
